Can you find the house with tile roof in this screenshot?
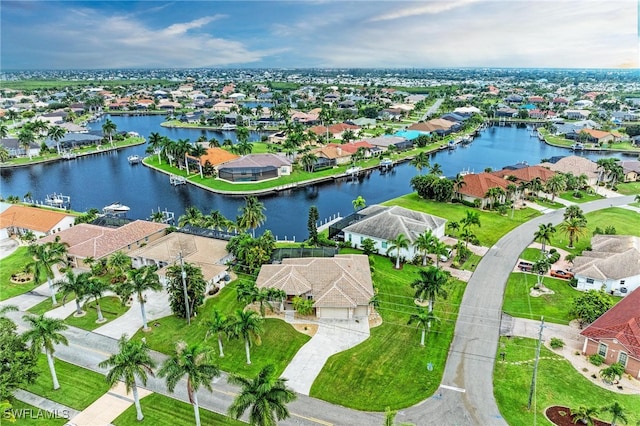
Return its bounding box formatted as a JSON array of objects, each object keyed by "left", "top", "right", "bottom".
[
  {"left": 456, "top": 172, "right": 511, "bottom": 208},
  {"left": 408, "top": 118, "right": 459, "bottom": 135},
  {"left": 620, "top": 160, "right": 640, "bottom": 182},
  {"left": 0, "top": 204, "right": 76, "bottom": 239},
  {"left": 255, "top": 254, "right": 374, "bottom": 319},
  {"left": 188, "top": 147, "right": 239, "bottom": 167},
  {"left": 580, "top": 287, "right": 640, "bottom": 378},
  {"left": 342, "top": 205, "right": 446, "bottom": 260},
  {"left": 362, "top": 136, "right": 413, "bottom": 152},
  {"left": 564, "top": 109, "right": 591, "bottom": 120},
  {"left": 538, "top": 156, "right": 600, "bottom": 186},
  {"left": 572, "top": 235, "right": 640, "bottom": 297},
  {"left": 578, "top": 129, "right": 619, "bottom": 145},
  {"left": 492, "top": 165, "right": 556, "bottom": 183},
  {"left": 38, "top": 220, "right": 168, "bottom": 267},
  {"left": 217, "top": 153, "right": 292, "bottom": 182}
]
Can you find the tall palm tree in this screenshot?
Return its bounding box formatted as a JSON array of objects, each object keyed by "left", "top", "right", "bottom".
[
  {"left": 116, "top": 266, "right": 162, "bottom": 331},
  {"left": 453, "top": 173, "right": 466, "bottom": 199},
  {"left": 429, "top": 162, "right": 443, "bottom": 176},
  {"left": 461, "top": 210, "right": 481, "bottom": 231},
  {"left": 83, "top": 278, "right": 110, "bottom": 323},
  {"left": 545, "top": 174, "right": 567, "bottom": 201},
  {"left": 484, "top": 187, "right": 505, "bottom": 209},
  {"left": 189, "top": 144, "right": 208, "bottom": 178},
  {"left": 410, "top": 152, "right": 430, "bottom": 174},
  {"left": 352, "top": 195, "right": 366, "bottom": 211},
  {"left": 47, "top": 126, "right": 67, "bottom": 155},
  {"left": 158, "top": 342, "right": 221, "bottom": 426},
  {"left": 413, "top": 230, "right": 436, "bottom": 267},
  {"left": 386, "top": 233, "right": 410, "bottom": 269},
  {"left": 107, "top": 250, "right": 131, "bottom": 280},
  {"left": 407, "top": 307, "right": 440, "bottom": 346},
  {"left": 205, "top": 308, "right": 229, "bottom": 358},
  {"left": 17, "top": 127, "right": 34, "bottom": 160},
  {"left": 228, "top": 309, "right": 264, "bottom": 365},
  {"left": 147, "top": 132, "right": 164, "bottom": 163},
  {"left": 204, "top": 210, "right": 228, "bottom": 231},
  {"left": 227, "top": 364, "right": 297, "bottom": 426},
  {"left": 28, "top": 241, "right": 68, "bottom": 305},
  {"left": 0, "top": 145, "right": 10, "bottom": 163},
  {"left": 102, "top": 118, "right": 117, "bottom": 146},
  {"left": 533, "top": 223, "right": 556, "bottom": 254},
  {"left": 410, "top": 266, "right": 450, "bottom": 312},
  {"left": 601, "top": 401, "right": 628, "bottom": 426},
  {"left": 53, "top": 270, "right": 91, "bottom": 316},
  {"left": 0, "top": 123, "right": 8, "bottom": 139},
  {"left": 99, "top": 334, "right": 156, "bottom": 421},
  {"left": 559, "top": 217, "right": 588, "bottom": 249},
  {"left": 299, "top": 152, "right": 318, "bottom": 173},
  {"left": 238, "top": 196, "right": 266, "bottom": 237},
  {"left": 178, "top": 206, "right": 205, "bottom": 227},
  {"left": 564, "top": 205, "right": 585, "bottom": 221},
  {"left": 22, "top": 314, "right": 68, "bottom": 390},
  {"left": 431, "top": 240, "right": 449, "bottom": 268}
]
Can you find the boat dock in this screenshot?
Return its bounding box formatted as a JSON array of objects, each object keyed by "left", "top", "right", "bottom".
[{"left": 170, "top": 175, "right": 187, "bottom": 186}]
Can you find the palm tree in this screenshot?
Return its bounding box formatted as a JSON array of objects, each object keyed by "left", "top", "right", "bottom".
[
  {"left": 53, "top": 270, "right": 91, "bottom": 316},
  {"left": 28, "top": 241, "right": 68, "bottom": 305},
  {"left": 99, "top": 334, "right": 157, "bottom": 421},
  {"left": 0, "top": 123, "right": 8, "bottom": 139},
  {"left": 46, "top": 126, "right": 67, "bottom": 155},
  {"left": 413, "top": 230, "right": 436, "bottom": 266},
  {"left": 410, "top": 152, "right": 430, "bottom": 174},
  {"left": 461, "top": 210, "right": 481, "bottom": 231},
  {"left": 408, "top": 307, "right": 440, "bottom": 346},
  {"left": 22, "top": 314, "right": 69, "bottom": 390},
  {"left": 83, "top": 278, "right": 110, "bottom": 323},
  {"left": 0, "top": 145, "right": 10, "bottom": 163},
  {"left": 107, "top": 250, "right": 131, "bottom": 279},
  {"left": 484, "top": 187, "right": 505, "bottom": 209},
  {"left": 227, "top": 364, "right": 297, "bottom": 426},
  {"left": 410, "top": 266, "right": 450, "bottom": 311},
  {"left": 446, "top": 221, "right": 460, "bottom": 237},
  {"left": 429, "top": 163, "right": 443, "bottom": 176},
  {"left": 205, "top": 308, "right": 229, "bottom": 358},
  {"left": 17, "top": 127, "right": 34, "bottom": 159},
  {"left": 386, "top": 233, "right": 410, "bottom": 269},
  {"left": 204, "top": 210, "right": 228, "bottom": 230},
  {"left": 529, "top": 177, "right": 544, "bottom": 199},
  {"left": 534, "top": 223, "right": 556, "bottom": 254},
  {"left": 238, "top": 196, "right": 266, "bottom": 237},
  {"left": 158, "top": 342, "right": 221, "bottom": 426},
  {"left": 601, "top": 401, "right": 628, "bottom": 426},
  {"left": 102, "top": 118, "right": 117, "bottom": 146},
  {"left": 545, "top": 174, "right": 567, "bottom": 201},
  {"left": 559, "top": 217, "right": 588, "bottom": 249},
  {"left": 571, "top": 406, "right": 599, "bottom": 426},
  {"left": 178, "top": 206, "right": 205, "bottom": 227},
  {"left": 352, "top": 195, "right": 366, "bottom": 211},
  {"left": 564, "top": 205, "right": 585, "bottom": 221},
  {"left": 147, "top": 132, "right": 164, "bottom": 163},
  {"left": 228, "top": 309, "right": 264, "bottom": 365},
  {"left": 116, "top": 266, "right": 162, "bottom": 331},
  {"left": 299, "top": 152, "right": 318, "bottom": 173},
  {"left": 431, "top": 240, "right": 449, "bottom": 268},
  {"left": 453, "top": 173, "right": 466, "bottom": 199}
]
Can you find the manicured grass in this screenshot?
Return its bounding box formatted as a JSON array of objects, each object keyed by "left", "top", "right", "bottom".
[
  {"left": 0, "top": 246, "right": 46, "bottom": 301},
  {"left": 310, "top": 253, "right": 465, "bottom": 410},
  {"left": 5, "top": 399, "right": 69, "bottom": 426},
  {"left": 131, "top": 281, "right": 310, "bottom": 377},
  {"left": 64, "top": 296, "right": 129, "bottom": 331},
  {"left": 519, "top": 247, "right": 545, "bottom": 263},
  {"left": 112, "top": 393, "right": 245, "bottom": 426},
  {"left": 558, "top": 190, "right": 603, "bottom": 204},
  {"left": 550, "top": 207, "right": 640, "bottom": 255},
  {"left": 531, "top": 198, "right": 564, "bottom": 209},
  {"left": 494, "top": 337, "right": 640, "bottom": 426},
  {"left": 458, "top": 253, "right": 481, "bottom": 271},
  {"left": 615, "top": 181, "right": 640, "bottom": 195},
  {"left": 27, "top": 292, "right": 76, "bottom": 315},
  {"left": 385, "top": 193, "right": 541, "bottom": 247},
  {"left": 23, "top": 355, "right": 110, "bottom": 411}
]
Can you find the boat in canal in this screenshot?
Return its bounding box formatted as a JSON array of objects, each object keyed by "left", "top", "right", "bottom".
[
  {"left": 128, "top": 155, "right": 141, "bottom": 164},
  {"left": 103, "top": 202, "right": 130, "bottom": 214}
]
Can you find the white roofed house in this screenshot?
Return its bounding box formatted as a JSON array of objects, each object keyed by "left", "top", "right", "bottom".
[
  {"left": 341, "top": 205, "right": 446, "bottom": 261},
  {"left": 255, "top": 254, "right": 374, "bottom": 320},
  {"left": 572, "top": 235, "right": 640, "bottom": 297}
]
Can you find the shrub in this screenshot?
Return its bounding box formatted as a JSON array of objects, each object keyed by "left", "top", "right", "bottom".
[
  {"left": 550, "top": 337, "right": 565, "bottom": 349},
  {"left": 589, "top": 354, "right": 605, "bottom": 366}
]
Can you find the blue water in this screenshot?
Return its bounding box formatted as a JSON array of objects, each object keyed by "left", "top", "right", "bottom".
[
  {"left": 394, "top": 130, "right": 425, "bottom": 140},
  {"left": 0, "top": 117, "right": 626, "bottom": 239}
]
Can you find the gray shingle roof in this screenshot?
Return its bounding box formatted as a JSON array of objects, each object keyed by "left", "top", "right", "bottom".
[{"left": 573, "top": 235, "right": 640, "bottom": 280}]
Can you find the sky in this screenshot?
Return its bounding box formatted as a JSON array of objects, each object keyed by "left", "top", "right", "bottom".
[{"left": 1, "top": 0, "right": 638, "bottom": 70}]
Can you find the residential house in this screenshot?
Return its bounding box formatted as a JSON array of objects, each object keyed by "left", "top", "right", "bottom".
[
  {"left": 187, "top": 147, "right": 239, "bottom": 169},
  {"left": 505, "top": 94, "right": 523, "bottom": 103},
  {"left": 578, "top": 129, "right": 618, "bottom": 145},
  {"left": 528, "top": 96, "right": 545, "bottom": 104},
  {"left": 564, "top": 109, "right": 591, "bottom": 120},
  {"left": 456, "top": 172, "right": 510, "bottom": 208},
  {"left": 310, "top": 145, "right": 353, "bottom": 166},
  {"left": 218, "top": 153, "right": 292, "bottom": 182},
  {"left": 492, "top": 165, "right": 556, "bottom": 184},
  {"left": 308, "top": 123, "right": 360, "bottom": 140},
  {"left": 0, "top": 138, "right": 39, "bottom": 158},
  {"left": 255, "top": 254, "right": 374, "bottom": 320},
  {"left": 620, "top": 161, "right": 640, "bottom": 182},
  {"left": 538, "top": 156, "right": 600, "bottom": 186},
  {"left": 408, "top": 118, "right": 458, "bottom": 135},
  {"left": 38, "top": 220, "right": 168, "bottom": 267},
  {"left": 572, "top": 235, "right": 640, "bottom": 296},
  {"left": 341, "top": 205, "right": 446, "bottom": 260},
  {"left": 453, "top": 106, "right": 481, "bottom": 116},
  {"left": 440, "top": 112, "right": 467, "bottom": 123},
  {"left": 580, "top": 287, "right": 640, "bottom": 378},
  {"left": 495, "top": 107, "right": 518, "bottom": 118},
  {"left": 378, "top": 108, "right": 403, "bottom": 121},
  {"left": 0, "top": 204, "right": 76, "bottom": 239},
  {"left": 347, "top": 117, "right": 377, "bottom": 127},
  {"left": 363, "top": 136, "right": 413, "bottom": 152}
]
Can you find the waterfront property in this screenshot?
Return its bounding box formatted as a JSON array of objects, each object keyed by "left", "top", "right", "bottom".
[
  {"left": 539, "top": 155, "right": 600, "bottom": 186},
  {"left": 621, "top": 160, "right": 640, "bottom": 182},
  {"left": 580, "top": 287, "right": 640, "bottom": 378},
  {"left": 456, "top": 172, "right": 510, "bottom": 208},
  {"left": 218, "top": 153, "right": 292, "bottom": 182},
  {"left": 255, "top": 254, "right": 374, "bottom": 319},
  {"left": 572, "top": 234, "right": 640, "bottom": 296},
  {"left": 0, "top": 203, "right": 76, "bottom": 239}
]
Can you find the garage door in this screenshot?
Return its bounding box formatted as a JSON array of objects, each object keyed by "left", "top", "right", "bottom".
[{"left": 318, "top": 307, "right": 349, "bottom": 319}]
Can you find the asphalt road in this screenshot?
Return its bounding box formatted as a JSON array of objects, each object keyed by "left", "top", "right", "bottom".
[{"left": 7, "top": 195, "right": 636, "bottom": 426}]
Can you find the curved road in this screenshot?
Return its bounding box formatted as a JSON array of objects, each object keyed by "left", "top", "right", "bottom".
[{"left": 5, "top": 195, "right": 636, "bottom": 425}]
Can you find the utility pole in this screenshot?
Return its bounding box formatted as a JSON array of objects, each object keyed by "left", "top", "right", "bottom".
[
  {"left": 527, "top": 316, "right": 545, "bottom": 410},
  {"left": 179, "top": 251, "right": 191, "bottom": 325}
]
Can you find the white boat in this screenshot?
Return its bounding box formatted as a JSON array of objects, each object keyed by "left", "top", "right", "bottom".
[
  {"left": 380, "top": 158, "right": 393, "bottom": 167},
  {"left": 346, "top": 166, "right": 361, "bottom": 175},
  {"left": 103, "top": 202, "right": 130, "bottom": 213},
  {"left": 128, "top": 155, "right": 141, "bottom": 164}
]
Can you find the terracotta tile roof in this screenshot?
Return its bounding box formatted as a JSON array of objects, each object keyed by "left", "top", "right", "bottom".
[
  {"left": 326, "top": 141, "right": 373, "bottom": 154},
  {"left": 39, "top": 220, "right": 168, "bottom": 259},
  {"left": 580, "top": 287, "right": 640, "bottom": 358},
  {"left": 256, "top": 254, "right": 374, "bottom": 309},
  {"left": 538, "top": 156, "right": 599, "bottom": 180},
  {"left": 312, "top": 145, "right": 351, "bottom": 160},
  {"left": 579, "top": 129, "right": 613, "bottom": 140},
  {"left": 191, "top": 147, "right": 239, "bottom": 166},
  {"left": 457, "top": 173, "right": 510, "bottom": 198},
  {"left": 408, "top": 118, "right": 456, "bottom": 132},
  {"left": 328, "top": 123, "right": 360, "bottom": 134},
  {"left": 0, "top": 205, "right": 75, "bottom": 233},
  {"left": 491, "top": 166, "right": 556, "bottom": 182}
]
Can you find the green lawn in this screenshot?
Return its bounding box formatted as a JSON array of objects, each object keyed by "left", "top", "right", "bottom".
[
  {"left": 5, "top": 399, "right": 69, "bottom": 426},
  {"left": 64, "top": 296, "right": 129, "bottom": 331},
  {"left": 615, "top": 181, "right": 640, "bottom": 195},
  {"left": 23, "top": 355, "right": 110, "bottom": 411},
  {"left": 550, "top": 207, "right": 640, "bottom": 254},
  {"left": 558, "top": 190, "right": 604, "bottom": 204},
  {"left": 458, "top": 253, "right": 482, "bottom": 272},
  {"left": 310, "top": 253, "right": 466, "bottom": 410},
  {"left": 0, "top": 246, "right": 46, "bottom": 301},
  {"left": 112, "top": 393, "right": 245, "bottom": 426},
  {"left": 385, "top": 193, "right": 541, "bottom": 247},
  {"left": 517, "top": 248, "right": 545, "bottom": 263},
  {"left": 27, "top": 292, "right": 76, "bottom": 316},
  {"left": 132, "top": 281, "right": 310, "bottom": 378},
  {"left": 494, "top": 337, "right": 640, "bottom": 426},
  {"left": 531, "top": 198, "right": 564, "bottom": 210}
]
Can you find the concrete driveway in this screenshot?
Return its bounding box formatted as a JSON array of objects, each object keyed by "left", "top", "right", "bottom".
[{"left": 0, "top": 237, "right": 19, "bottom": 259}]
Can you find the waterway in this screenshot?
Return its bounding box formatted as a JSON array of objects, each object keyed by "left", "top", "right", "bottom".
[{"left": 0, "top": 115, "right": 626, "bottom": 240}]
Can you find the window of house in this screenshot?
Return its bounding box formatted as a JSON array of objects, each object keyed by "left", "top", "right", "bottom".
[
  {"left": 360, "top": 236, "right": 364, "bottom": 243},
  {"left": 348, "top": 234, "right": 352, "bottom": 242},
  {"left": 618, "top": 352, "right": 628, "bottom": 366},
  {"left": 598, "top": 343, "right": 607, "bottom": 357},
  {"left": 586, "top": 278, "right": 595, "bottom": 284},
  {"left": 619, "top": 280, "right": 625, "bottom": 286},
  {"left": 382, "top": 241, "right": 388, "bottom": 249}
]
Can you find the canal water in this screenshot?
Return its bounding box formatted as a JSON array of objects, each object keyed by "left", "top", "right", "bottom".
[{"left": 0, "top": 115, "right": 625, "bottom": 240}]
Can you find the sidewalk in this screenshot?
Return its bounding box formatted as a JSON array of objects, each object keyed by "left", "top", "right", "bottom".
[
  {"left": 68, "top": 382, "right": 153, "bottom": 426},
  {"left": 13, "top": 389, "right": 80, "bottom": 420}
]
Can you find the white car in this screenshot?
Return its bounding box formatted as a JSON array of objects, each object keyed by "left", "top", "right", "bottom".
[{"left": 440, "top": 248, "right": 453, "bottom": 262}]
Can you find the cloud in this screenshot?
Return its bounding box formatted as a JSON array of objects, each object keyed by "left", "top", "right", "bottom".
[
  {"left": 163, "top": 15, "right": 224, "bottom": 36},
  {"left": 369, "top": 0, "right": 482, "bottom": 22}
]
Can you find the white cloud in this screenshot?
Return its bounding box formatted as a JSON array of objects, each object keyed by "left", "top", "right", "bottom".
[
  {"left": 369, "top": 0, "right": 482, "bottom": 22},
  {"left": 163, "top": 15, "right": 224, "bottom": 36}
]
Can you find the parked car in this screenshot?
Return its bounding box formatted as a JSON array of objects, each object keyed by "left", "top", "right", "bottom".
[
  {"left": 439, "top": 247, "right": 453, "bottom": 263},
  {"left": 550, "top": 269, "right": 574, "bottom": 279},
  {"left": 518, "top": 261, "right": 534, "bottom": 272}
]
